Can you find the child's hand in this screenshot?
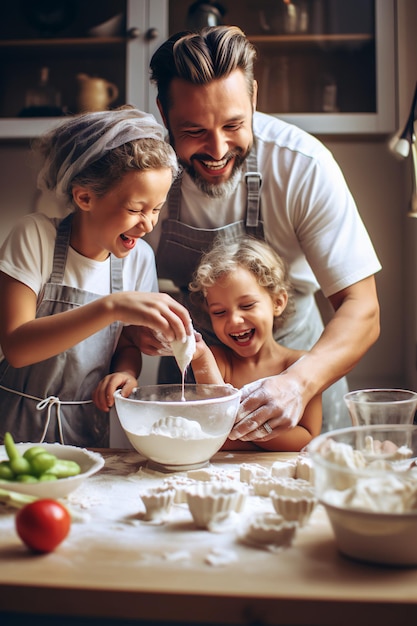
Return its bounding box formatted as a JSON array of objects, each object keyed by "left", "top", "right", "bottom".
[
  {"left": 190, "top": 334, "right": 225, "bottom": 385},
  {"left": 192, "top": 331, "right": 208, "bottom": 361},
  {"left": 92, "top": 372, "right": 138, "bottom": 412},
  {"left": 131, "top": 326, "right": 174, "bottom": 356},
  {"left": 112, "top": 292, "right": 193, "bottom": 344}
]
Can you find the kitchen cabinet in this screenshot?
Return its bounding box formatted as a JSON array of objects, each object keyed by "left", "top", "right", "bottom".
[
  {"left": 169, "top": 0, "right": 396, "bottom": 134},
  {"left": 0, "top": 0, "right": 167, "bottom": 139},
  {"left": 0, "top": 0, "right": 396, "bottom": 139}
]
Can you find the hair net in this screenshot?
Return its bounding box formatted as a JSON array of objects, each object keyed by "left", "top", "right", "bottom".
[{"left": 36, "top": 107, "right": 167, "bottom": 202}]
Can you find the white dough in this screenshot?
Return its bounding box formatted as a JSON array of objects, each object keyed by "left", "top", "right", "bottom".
[
  {"left": 171, "top": 333, "right": 196, "bottom": 373},
  {"left": 240, "top": 463, "right": 270, "bottom": 484},
  {"left": 271, "top": 460, "right": 297, "bottom": 479},
  {"left": 150, "top": 416, "right": 203, "bottom": 439},
  {"left": 295, "top": 455, "right": 314, "bottom": 483},
  {"left": 324, "top": 475, "right": 417, "bottom": 513}
]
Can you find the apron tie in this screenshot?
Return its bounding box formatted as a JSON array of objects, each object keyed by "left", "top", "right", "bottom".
[
  {"left": 36, "top": 396, "right": 65, "bottom": 444},
  {"left": 35, "top": 395, "right": 92, "bottom": 444},
  {"left": 0, "top": 383, "right": 92, "bottom": 445}
]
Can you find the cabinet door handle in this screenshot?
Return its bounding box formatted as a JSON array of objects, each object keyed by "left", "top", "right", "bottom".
[
  {"left": 127, "top": 27, "right": 141, "bottom": 39},
  {"left": 145, "top": 28, "right": 159, "bottom": 41}
]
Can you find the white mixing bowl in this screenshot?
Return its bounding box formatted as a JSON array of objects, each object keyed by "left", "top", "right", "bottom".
[{"left": 114, "top": 384, "right": 241, "bottom": 472}]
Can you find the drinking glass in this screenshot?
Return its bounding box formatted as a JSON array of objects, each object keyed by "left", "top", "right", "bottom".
[{"left": 344, "top": 388, "right": 417, "bottom": 426}]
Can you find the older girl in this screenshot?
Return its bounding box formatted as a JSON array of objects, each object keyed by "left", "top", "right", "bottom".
[{"left": 0, "top": 106, "right": 191, "bottom": 446}]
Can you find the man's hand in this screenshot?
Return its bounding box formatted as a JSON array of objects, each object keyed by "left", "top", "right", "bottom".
[{"left": 229, "top": 374, "right": 305, "bottom": 441}]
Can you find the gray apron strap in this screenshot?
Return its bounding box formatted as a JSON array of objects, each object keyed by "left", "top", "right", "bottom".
[
  {"left": 244, "top": 148, "right": 263, "bottom": 231},
  {"left": 50, "top": 213, "right": 73, "bottom": 284},
  {"left": 110, "top": 255, "right": 123, "bottom": 292},
  {"left": 50, "top": 212, "right": 123, "bottom": 292},
  {"left": 167, "top": 175, "right": 183, "bottom": 220}
]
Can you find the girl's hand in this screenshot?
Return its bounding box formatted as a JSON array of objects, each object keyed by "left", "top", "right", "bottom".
[
  {"left": 129, "top": 326, "right": 174, "bottom": 357},
  {"left": 192, "top": 331, "right": 208, "bottom": 361},
  {"left": 92, "top": 372, "right": 138, "bottom": 412},
  {"left": 112, "top": 292, "right": 193, "bottom": 344},
  {"left": 190, "top": 334, "right": 225, "bottom": 385},
  {"left": 0, "top": 275, "right": 192, "bottom": 369}
]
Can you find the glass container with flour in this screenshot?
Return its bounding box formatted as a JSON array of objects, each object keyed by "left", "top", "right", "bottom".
[{"left": 308, "top": 424, "right": 417, "bottom": 566}]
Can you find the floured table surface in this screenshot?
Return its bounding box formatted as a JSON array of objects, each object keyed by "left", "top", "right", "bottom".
[{"left": 1, "top": 449, "right": 417, "bottom": 626}]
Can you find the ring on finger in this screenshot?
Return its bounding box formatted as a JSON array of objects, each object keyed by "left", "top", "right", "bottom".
[{"left": 263, "top": 421, "right": 273, "bottom": 435}]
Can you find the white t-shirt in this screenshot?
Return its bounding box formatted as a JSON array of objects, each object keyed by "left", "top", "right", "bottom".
[
  {"left": 147, "top": 111, "right": 381, "bottom": 298},
  {"left": 0, "top": 213, "right": 158, "bottom": 361}
]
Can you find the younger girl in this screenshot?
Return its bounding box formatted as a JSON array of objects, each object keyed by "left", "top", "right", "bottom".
[
  {"left": 189, "top": 237, "right": 322, "bottom": 451},
  {"left": 0, "top": 106, "right": 192, "bottom": 447}
]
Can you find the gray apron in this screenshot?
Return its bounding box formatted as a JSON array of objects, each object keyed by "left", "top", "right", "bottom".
[
  {"left": 157, "top": 150, "right": 265, "bottom": 291},
  {"left": 0, "top": 213, "right": 123, "bottom": 446},
  {"left": 156, "top": 148, "right": 350, "bottom": 431}
]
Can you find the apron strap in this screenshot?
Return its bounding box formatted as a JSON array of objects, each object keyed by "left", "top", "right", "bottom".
[
  {"left": 166, "top": 174, "right": 183, "bottom": 220},
  {"left": 110, "top": 255, "right": 123, "bottom": 293},
  {"left": 50, "top": 213, "right": 73, "bottom": 284},
  {"left": 244, "top": 146, "right": 262, "bottom": 229},
  {"left": 50, "top": 213, "right": 123, "bottom": 293}
]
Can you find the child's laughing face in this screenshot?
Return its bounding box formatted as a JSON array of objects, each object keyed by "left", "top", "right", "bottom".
[
  {"left": 205, "top": 266, "right": 284, "bottom": 358},
  {"left": 71, "top": 167, "right": 172, "bottom": 261}
]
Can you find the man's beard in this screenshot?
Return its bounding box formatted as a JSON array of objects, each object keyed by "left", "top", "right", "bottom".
[{"left": 179, "top": 150, "right": 249, "bottom": 199}]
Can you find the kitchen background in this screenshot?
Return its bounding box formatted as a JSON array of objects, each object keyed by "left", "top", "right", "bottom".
[{"left": 0, "top": 0, "right": 416, "bottom": 394}]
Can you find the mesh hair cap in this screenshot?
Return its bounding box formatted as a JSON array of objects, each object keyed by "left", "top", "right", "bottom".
[{"left": 37, "top": 107, "right": 167, "bottom": 202}]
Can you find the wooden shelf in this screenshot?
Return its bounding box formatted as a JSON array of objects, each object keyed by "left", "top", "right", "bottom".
[
  {"left": 0, "top": 33, "right": 373, "bottom": 49},
  {"left": 248, "top": 33, "right": 374, "bottom": 44},
  {"left": 0, "top": 36, "right": 127, "bottom": 47}
]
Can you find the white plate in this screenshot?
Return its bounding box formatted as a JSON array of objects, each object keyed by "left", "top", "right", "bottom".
[{"left": 0, "top": 442, "right": 104, "bottom": 499}]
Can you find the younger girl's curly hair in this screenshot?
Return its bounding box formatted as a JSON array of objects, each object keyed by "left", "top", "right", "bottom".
[{"left": 189, "top": 236, "right": 294, "bottom": 332}]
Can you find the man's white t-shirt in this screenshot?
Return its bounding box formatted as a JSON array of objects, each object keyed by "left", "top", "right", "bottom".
[{"left": 0, "top": 213, "right": 158, "bottom": 361}]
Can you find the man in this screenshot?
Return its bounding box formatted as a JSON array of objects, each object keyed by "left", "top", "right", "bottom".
[{"left": 144, "top": 25, "right": 381, "bottom": 442}]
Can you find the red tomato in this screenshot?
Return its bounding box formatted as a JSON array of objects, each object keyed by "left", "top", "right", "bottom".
[{"left": 15, "top": 499, "right": 71, "bottom": 553}]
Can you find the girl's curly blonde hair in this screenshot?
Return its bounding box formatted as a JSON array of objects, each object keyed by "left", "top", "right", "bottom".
[{"left": 189, "top": 236, "right": 294, "bottom": 332}]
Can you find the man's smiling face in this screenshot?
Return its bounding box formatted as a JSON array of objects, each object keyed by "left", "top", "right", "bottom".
[{"left": 162, "top": 69, "right": 256, "bottom": 198}]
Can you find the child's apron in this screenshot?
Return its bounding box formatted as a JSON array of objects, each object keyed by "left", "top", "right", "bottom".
[{"left": 0, "top": 213, "right": 123, "bottom": 446}]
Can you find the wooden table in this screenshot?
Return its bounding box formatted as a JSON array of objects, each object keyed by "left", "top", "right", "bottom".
[{"left": 1, "top": 449, "right": 417, "bottom": 626}]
